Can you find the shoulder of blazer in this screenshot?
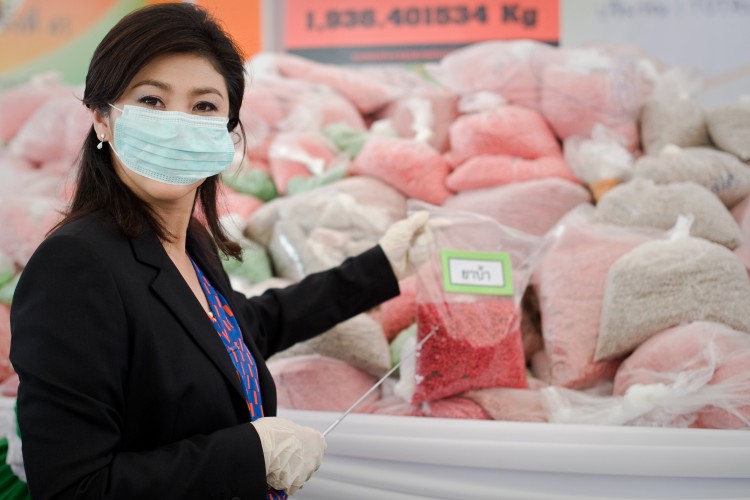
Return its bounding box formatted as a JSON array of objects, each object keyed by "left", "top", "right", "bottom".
[
  {"left": 47, "top": 212, "right": 164, "bottom": 270},
  {"left": 46, "top": 212, "right": 128, "bottom": 255},
  {"left": 51, "top": 211, "right": 118, "bottom": 238}
]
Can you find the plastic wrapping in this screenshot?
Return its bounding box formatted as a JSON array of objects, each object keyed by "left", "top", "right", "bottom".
[
  {"left": 425, "top": 39, "right": 554, "bottom": 110},
  {"left": 540, "top": 47, "right": 654, "bottom": 152},
  {"left": 445, "top": 155, "right": 576, "bottom": 192},
  {"left": 532, "top": 206, "right": 655, "bottom": 388},
  {"left": 245, "top": 177, "right": 406, "bottom": 280},
  {"left": 464, "top": 386, "right": 548, "bottom": 423},
  {"left": 0, "top": 154, "right": 69, "bottom": 197},
  {"left": 270, "top": 313, "right": 392, "bottom": 378},
  {"left": 0, "top": 72, "right": 69, "bottom": 143},
  {"left": 445, "top": 101, "right": 562, "bottom": 167},
  {"left": 267, "top": 131, "right": 347, "bottom": 195},
  {"left": 594, "top": 178, "right": 743, "bottom": 249},
  {"left": 267, "top": 52, "right": 401, "bottom": 114},
  {"left": 543, "top": 322, "right": 750, "bottom": 429},
  {"left": 238, "top": 73, "right": 366, "bottom": 139},
  {"left": 633, "top": 145, "right": 750, "bottom": 208},
  {"left": 408, "top": 201, "right": 540, "bottom": 403},
  {"left": 375, "top": 88, "right": 459, "bottom": 153},
  {"left": 706, "top": 95, "right": 750, "bottom": 161},
  {"left": 443, "top": 178, "right": 592, "bottom": 237},
  {"left": 219, "top": 214, "right": 274, "bottom": 287},
  {"left": 350, "top": 135, "right": 453, "bottom": 205},
  {"left": 9, "top": 91, "right": 91, "bottom": 166},
  {"left": 596, "top": 215, "right": 750, "bottom": 361},
  {"left": 392, "top": 334, "right": 417, "bottom": 403},
  {"left": 389, "top": 324, "right": 416, "bottom": 375},
  {"left": 615, "top": 321, "right": 750, "bottom": 429},
  {"left": 268, "top": 354, "right": 379, "bottom": 413},
  {"left": 562, "top": 123, "right": 635, "bottom": 196},
  {"left": 421, "top": 395, "right": 490, "bottom": 420},
  {"left": 375, "top": 276, "right": 416, "bottom": 342},
  {"left": 638, "top": 67, "right": 709, "bottom": 155},
  {"left": 0, "top": 195, "right": 64, "bottom": 267},
  {"left": 221, "top": 162, "right": 278, "bottom": 202},
  {"left": 731, "top": 194, "right": 750, "bottom": 275}
]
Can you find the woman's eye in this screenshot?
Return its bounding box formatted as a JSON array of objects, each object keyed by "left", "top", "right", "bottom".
[
  {"left": 195, "top": 101, "right": 218, "bottom": 112},
  {"left": 138, "top": 96, "right": 163, "bottom": 107}
]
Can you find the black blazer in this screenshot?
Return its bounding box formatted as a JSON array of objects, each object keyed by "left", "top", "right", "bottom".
[{"left": 10, "top": 212, "right": 399, "bottom": 500}]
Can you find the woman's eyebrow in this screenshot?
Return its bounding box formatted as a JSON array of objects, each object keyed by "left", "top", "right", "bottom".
[
  {"left": 128, "top": 80, "right": 224, "bottom": 99},
  {"left": 192, "top": 87, "right": 225, "bottom": 99},
  {"left": 130, "top": 79, "right": 170, "bottom": 91}
]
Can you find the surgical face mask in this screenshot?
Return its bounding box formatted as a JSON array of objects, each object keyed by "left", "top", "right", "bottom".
[{"left": 108, "top": 104, "right": 235, "bottom": 185}]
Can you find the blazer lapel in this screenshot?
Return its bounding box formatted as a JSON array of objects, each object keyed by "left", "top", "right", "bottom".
[
  {"left": 186, "top": 232, "right": 276, "bottom": 413},
  {"left": 130, "top": 231, "right": 247, "bottom": 403}
]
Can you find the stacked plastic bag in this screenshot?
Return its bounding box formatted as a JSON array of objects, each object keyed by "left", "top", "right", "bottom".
[{"left": 1, "top": 40, "right": 750, "bottom": 435}]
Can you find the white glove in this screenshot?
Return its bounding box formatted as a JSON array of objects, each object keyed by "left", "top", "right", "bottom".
[
  {"left": 251, "top": 416, "right": 327, "bottom": 495},
  {"left": 379, "top": 211, "right": 431, "bottom": 280}
]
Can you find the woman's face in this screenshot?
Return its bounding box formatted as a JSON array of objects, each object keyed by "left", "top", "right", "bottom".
[{"left": 94, "top": 52, "right": 230, "bottom": 210}]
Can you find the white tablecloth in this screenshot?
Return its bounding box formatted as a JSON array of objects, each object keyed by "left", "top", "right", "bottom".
[{"left": 280, "top": 409, "right": 750, "bottom": 500}]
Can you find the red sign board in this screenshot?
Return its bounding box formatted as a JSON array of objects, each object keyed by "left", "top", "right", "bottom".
[{"left": 285, "top": 0, "right": 559, "bottom": 64}]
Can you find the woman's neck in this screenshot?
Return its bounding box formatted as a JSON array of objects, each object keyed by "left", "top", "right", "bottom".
[{"left": 154, "top": 204, "right": 193, "bottom": 258}]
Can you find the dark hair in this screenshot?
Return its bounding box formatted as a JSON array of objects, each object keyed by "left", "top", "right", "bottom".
[{"left": 57, "top": 2, "right": 245, "bottom": 259}]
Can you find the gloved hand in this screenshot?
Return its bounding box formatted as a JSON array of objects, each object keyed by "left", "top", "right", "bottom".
[
  {"left": 379, "top": 211, "right": 431, "bottom": 280},
  {"left": 251, "top": 416, "right": 327, "bottom": 495}
]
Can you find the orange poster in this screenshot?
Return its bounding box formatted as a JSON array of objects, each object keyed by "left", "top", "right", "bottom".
[
  {"left": 285, "top": 0, "right": 559, "bottom": 64},
  {"left": 193, "top": 0, "right": 262, "bottom": 58},
  {"left": 0, "top": 0, "right": 262, "bottom": 90}
]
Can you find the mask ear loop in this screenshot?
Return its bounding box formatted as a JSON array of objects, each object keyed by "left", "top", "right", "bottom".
[{"left": 102, "top": 106, "right": 122, "bottom": 156}]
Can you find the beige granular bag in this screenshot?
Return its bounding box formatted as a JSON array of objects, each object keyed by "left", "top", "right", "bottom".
[
  {"left": 269, "top": 313, "right": 392, "bottom": 377},
  {"left": 595, "top": 178, "right": 742, "bottom": 249},
  {"left": 731, "top": 194, "right": 750, "bottom": 274},
  {"left": 638, "top": 68, "right": 709, "bottom": 155},
  {"left": 639, "top": 97, "right": 709, "bottom": 155},
  {"left": 596, "top": 216, "right": 750, "bottom": 361},
  {"left": 633, "top": 145, "right": 750, "bottom": 207},
  {"left": 706, "top": 97, "right": 750, "bottom": 161}
]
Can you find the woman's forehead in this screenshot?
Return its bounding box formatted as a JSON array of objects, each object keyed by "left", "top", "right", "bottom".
[{"left": 127, "top": 53, "right": 228, "bottom": 96}]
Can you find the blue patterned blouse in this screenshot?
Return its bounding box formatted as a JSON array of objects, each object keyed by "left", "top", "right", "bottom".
[{"left": 191, "top": 257, "right": 288, "bottom": 500}]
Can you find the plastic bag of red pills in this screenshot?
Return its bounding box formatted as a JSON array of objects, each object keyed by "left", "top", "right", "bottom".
[{"left": 408, "top": 200, "right": 542, "bottom": 403}]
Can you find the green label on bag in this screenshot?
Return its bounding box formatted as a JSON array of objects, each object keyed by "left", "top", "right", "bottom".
[{"left": 441, "top": 249, "right": 513, "bottom": 296}]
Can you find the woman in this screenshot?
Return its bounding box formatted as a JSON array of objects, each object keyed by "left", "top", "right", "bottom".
[{"left": 9, "top": 3, "right": 429, "bottom": 499}]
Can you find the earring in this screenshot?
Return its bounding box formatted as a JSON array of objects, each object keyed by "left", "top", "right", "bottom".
[{"left": 97, "top": 133, "right": 105, "bottom": 150}]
